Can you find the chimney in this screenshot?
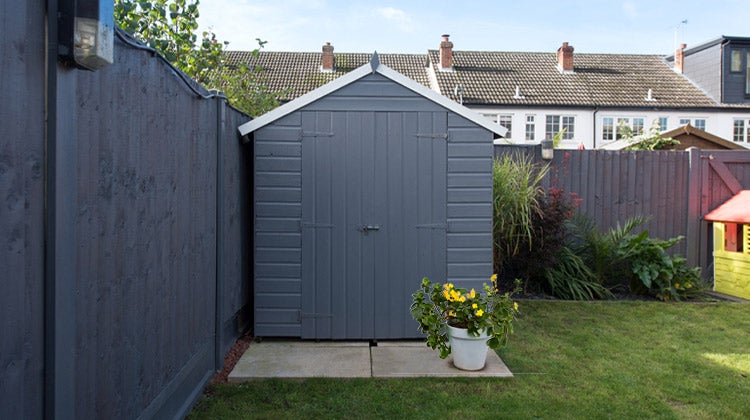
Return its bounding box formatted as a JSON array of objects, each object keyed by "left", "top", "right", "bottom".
[
  {"left": 674, "top": 43, "right": 686, "bottom": 74},
  {"left": 439, "top": 34, "right": 453, "bottom": 71},
  {"left": 557, "top": 42, "right": 574, "bottom": 73},
  {"left": 321, "top": 42, "right": 334, "bottom": 72}
]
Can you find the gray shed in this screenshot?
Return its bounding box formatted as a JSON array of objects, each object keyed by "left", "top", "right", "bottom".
[{"left": 239, "top": 54, "right": 506, "bottom": 339}]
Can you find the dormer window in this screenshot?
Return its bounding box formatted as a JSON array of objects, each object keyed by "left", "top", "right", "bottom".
[{"left": 731, "top": 50, "right": 742, "bottom": 72}]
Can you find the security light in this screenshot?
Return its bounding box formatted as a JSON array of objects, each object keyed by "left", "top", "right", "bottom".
[
  {"left": 59, "top": 0, "right": 114, "bottom": 70},
  {"left": 541, "top": 139, "right": 554, "bottom": 160}
]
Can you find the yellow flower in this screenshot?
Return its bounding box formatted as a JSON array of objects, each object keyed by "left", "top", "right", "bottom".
[
  {"left": 443, "top": 290, "right": 450, "bottom": 300},
  {"left": 469, "top": 289, "right": 476, "bottom": 299},
  {"left": 490, "top": 274, "right": 497, "bottom": 284},
  {"left": 686, "top": 283, "right": 692, "bottom": 289},
  {"left": 459, "top": 296, "right": 466, "bottom": 303},
  {"left": 674, "top": 283, "right": 680, "bottom": 289},
  {"left": 472, "top": 303, "right": 478, "bottom": 309},
  {"left": 448, "top": 310, "right": 456, "bottom": 317},
  {"left": 475, "top": 309, "right": 484, "bottom": 317},
  {"left": 450, "top": 290, "right": 460, "bottom": 301},
  {"left": 513, "top": 302, "right": 519, "bottom": 311}
]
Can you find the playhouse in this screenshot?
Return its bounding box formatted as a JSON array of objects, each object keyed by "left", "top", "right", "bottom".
[{"left": 704, "top": 190, "right": 750, "bottom": 300}]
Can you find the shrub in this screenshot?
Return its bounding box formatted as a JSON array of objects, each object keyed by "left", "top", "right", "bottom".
[
  {"left": 492, "top": 154, "right": 547, "bottom": 277},
  {"left": 572, "top": 215, "right": 707, "bottom": 301}
]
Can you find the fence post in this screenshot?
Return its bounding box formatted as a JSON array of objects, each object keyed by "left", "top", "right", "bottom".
[
  {"left": 214, "top": 93, "right": 227, "bottom": 371},
  {"left": 685, "top": 147, "right": 702, "bottom": 271}
]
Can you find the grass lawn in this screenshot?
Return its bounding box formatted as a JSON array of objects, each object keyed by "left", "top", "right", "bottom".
[{"left": 189, "top": 301, "right": 750, "bottom": 419}]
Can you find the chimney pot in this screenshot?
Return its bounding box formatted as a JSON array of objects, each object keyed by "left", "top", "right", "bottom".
[
  {"left": 557, "top": 42, "right": 574, "bottom": 73},
  {"left": 321, "top": 42, "right": 334, "bottom": 72},
  {"left": 440, "top": 34, "right": 454, "bottom": 71}
]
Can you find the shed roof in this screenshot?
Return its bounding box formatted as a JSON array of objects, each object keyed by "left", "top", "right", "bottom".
[
  {"left": 704, "top": 190, "right": 750, "bottom": 223},
  {"left": 238, "top": 53, "right": 508, "bottom": 139},
  {"left": 598, "top": 123, "right": 746, "bottom": 150}
]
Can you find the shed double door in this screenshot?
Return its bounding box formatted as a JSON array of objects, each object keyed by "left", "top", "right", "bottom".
[{"left": 301, "top": 111, "right": 447, "bottom": 339}]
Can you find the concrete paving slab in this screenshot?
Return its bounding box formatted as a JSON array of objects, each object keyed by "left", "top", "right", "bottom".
[
  {"left": 371, "top": 343, "right": 513, "bottom": 378},
  {"left": 228, "top": 341, "right": 371, "bottom": 381},
  {"left": 228, "top": 340, "right": 513, "bottom": 381}
]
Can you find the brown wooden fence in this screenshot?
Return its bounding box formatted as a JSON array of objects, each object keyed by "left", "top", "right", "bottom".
[{"left": 495, "top": 145, "right": 750, "bottom": 278}]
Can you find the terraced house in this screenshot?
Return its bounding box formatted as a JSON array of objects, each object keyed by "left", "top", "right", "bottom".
[{"left": 225, "top": 35, "right": 750, "bottom": 149}]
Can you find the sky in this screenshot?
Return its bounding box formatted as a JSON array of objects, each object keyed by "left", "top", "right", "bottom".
[{"left": 196, "top": 0, "right": 748, "bottom": 55}]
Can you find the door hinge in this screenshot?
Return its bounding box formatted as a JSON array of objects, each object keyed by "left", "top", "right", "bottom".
[
  {"left": 415, "top": 133, "right": 448, "bottom": 139},
  {"left": 415, "top": 223, "right": 448, "bottom": 230},
  {"left": 299, "top": 311, "right": 334, "bottom": 321},
  {"left": 300, "top": 221, "right": 334, "bottom": 230},
  {"left": 302, "top": 131, "right": 334, "bottom": 138}
]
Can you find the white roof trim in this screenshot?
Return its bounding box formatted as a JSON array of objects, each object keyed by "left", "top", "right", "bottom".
[{"left": 238, "top": 54, "right": 508, "bottom": 138}]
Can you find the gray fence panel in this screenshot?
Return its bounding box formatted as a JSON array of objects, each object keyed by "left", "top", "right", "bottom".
[{"left": 0, "top": 1, "right": 46, "bottom": 419}]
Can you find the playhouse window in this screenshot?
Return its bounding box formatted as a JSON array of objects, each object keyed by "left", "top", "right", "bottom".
[{"left": 724, "top": 223, "right": 744, "bottom": 253}]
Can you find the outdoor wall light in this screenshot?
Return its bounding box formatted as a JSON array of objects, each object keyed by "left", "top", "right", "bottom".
[
  {"left": 541, "top": 139, "right": 554, "bottom": 160},
  {"left": 59, "top": 0, "right": 114, "bottom": 70}
]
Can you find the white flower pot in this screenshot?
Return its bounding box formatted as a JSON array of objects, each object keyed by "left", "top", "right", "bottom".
[{"left": 447, "top": 325, "right": 489, "bottom": 371}]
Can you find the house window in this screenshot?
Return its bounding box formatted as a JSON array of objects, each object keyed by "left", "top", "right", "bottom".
[
  {"left": 724, "top": 223, "right": 744, "bottom": 253},
  {"left": 617, "top": 118, "right": 630, "bottom": 139},
  {"left": 602, "top": 117, "right": 614, "bottom": 141},
  {"left": 546, "top": 115, "right": 575, "bottom": 140},
  {"left": 561, "top": 116, "right": 575, "bottom": 139},
  {"left": 497, "top": 115, "right": 513, "bottom": 139},
  {"left": 633, "top": 118, "right": 645, "bottom": 136},
  {"left": 525, "top": 115, "right": 535, "bottom": 141},
  {"left": 694, "top": 119, "right": 706, "bottom": 131},
  {"left": 734, "top": 120, "right": 747, "bottom": 142},
  {"left": 679, "top": 118, "right": 691, "bottom": 126},
  {"left": 658, "top": 117, "right": 668, "bottom": 131},
  {"left": 731, "top": 50, "right": 742, "bottom": 72}
]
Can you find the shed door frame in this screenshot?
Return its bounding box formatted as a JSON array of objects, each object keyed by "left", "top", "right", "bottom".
[{"left": 301, "top": 110, "right": 448, "bottom": 339}]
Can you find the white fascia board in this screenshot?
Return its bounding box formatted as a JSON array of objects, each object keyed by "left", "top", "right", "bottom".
[{"left": 238, "top": 64, "right": 372, "bottom": 136}]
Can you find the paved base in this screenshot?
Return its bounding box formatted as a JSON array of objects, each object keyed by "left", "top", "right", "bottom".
[{"left": 228, "top": 340, "right": 513, "bottom": 381}]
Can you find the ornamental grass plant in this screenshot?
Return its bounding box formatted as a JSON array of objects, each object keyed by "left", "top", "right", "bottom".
[{"left": 410, "top": 275, "right": 519, "bottom": 359}]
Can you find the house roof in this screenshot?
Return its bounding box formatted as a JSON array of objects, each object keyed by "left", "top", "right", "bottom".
[
  {"left": 704, "top": 190, "right": 750, "bottom": 224},
  {"left": 224, "top": 51, "right": 431, "bottom": 102},
  {"left": 223, "top": 45, "right": 728, "bottom": 109},
  {"left": 427, "top": 50, "right": 718, "bottom": 108},
  {"left": 237, "top": 54, "right": 508, "bottom": 139}
]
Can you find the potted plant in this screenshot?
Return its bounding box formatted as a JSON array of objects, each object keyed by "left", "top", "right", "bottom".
[{"left": 410, "top": 275, "right": 519, "bottom": 370}]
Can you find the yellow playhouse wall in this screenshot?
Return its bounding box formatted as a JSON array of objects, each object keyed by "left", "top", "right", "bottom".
[{"left": 713, "top": 223, "right": 750, "bottom": 300}]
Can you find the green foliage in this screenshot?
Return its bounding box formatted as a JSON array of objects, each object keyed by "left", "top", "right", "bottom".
[
  {"left": 617, "top": 232, "right": 704, "bottom": 301},
  {"left": 571, "top": 215, "right": 649, "bottom": 287},
  {"left": 552, "top": 128, "right": 566, "bottom": 148},
  {"left": 625, "top": 120, "right": 680, "bottom": 150},
  {"left": 572, "top": 215, "right": 707, "bottom": 301},
  {"left": 492, "top": 154, "right": 548, "bottom": 273},
  {"left": 410, "top": 276, "right": 519, "bottom": 358},
  {"left": 114, "top": 0, "right": 280, "bottom": 116},
  {"left": 544, "top": 246, "right": 613, "bottom": 300}
]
